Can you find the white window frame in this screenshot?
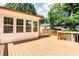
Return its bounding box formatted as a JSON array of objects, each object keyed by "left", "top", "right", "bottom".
[{"left": 4, "top": 17, "right": 13, "bottom": 33}]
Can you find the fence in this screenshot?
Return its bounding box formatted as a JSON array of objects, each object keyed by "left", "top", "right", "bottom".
[{"left": 57, "top": 31, "right": 79, "bottom": 43}]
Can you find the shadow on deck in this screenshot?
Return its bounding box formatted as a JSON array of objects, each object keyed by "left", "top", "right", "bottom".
[
  {"left": 1, "top": 35, "right": 51, "bottom": 56},
  {"left": 3, "top": 43, "right": 8, "bottom": 56},
  {"left": 13, "top": 35, "right": 50, "bottom": 45},
  {"left": 0, "top": 43, "right": 8, "bottom": 56}
]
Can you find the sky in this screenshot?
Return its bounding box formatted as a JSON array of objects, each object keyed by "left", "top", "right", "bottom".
[
  {"left": 0, "top": 3, "right": 53, "bottom": 18},
  {"left": 34, "top": 3, "right": 53, "bottom": 17}
]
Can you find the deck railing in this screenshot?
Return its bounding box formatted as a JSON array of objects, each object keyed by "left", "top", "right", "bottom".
[{"left": 57, "top": 31, "right": 79, "bottom": 43}]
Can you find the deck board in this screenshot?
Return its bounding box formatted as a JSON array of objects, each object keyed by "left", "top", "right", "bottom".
[
  {"left": 8, "top": 35, "right": 79, "bottom": 56},
  {"left": 0, "top": 45, "right": 5, "bottom": 56}
]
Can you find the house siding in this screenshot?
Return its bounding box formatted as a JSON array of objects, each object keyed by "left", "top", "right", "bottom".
[{"left": 0, "top": 8, "right": 40, "bottom": 43}]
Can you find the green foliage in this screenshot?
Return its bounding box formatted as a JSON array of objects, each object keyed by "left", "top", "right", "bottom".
[
  {"left": 61, "top": 3, "right": 79, "bottom": 16},
  {"left": 40, "top": 18, "right": 50, "bottom": 24},
  {"left": 48, "top": 3, "right": 79, "bottom": 30},
  {"left": 48, "top": 3, "right": 64, "bottom": 29},
  {"left": 5, "top": 3, "right": 37, "bottom": 15}
]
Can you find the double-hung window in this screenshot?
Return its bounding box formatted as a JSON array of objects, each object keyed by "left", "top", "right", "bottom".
[
  {"left": 26, "top": 20, "right": 31, "bottom": 32},
  {"left": 16, "top": 19, "right": 23, "bottom": 32},
  {"left": 33, "top": 21, "right": 38, "bottom": 32},
  {"left": 4, "top": 17, "right": 13, "bottom": 33}
]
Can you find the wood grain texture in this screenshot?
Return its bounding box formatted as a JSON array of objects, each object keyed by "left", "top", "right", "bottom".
[
  {"left": 0, "top": 45, "right": 5, "bottom": 56},
  {"left": 8, "top": 35, "right": 79, "bottom": 56}
]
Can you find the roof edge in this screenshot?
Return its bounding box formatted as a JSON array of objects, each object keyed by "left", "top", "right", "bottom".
[{"left": 0, "top": 6, "right": 42, "bottom": 18}]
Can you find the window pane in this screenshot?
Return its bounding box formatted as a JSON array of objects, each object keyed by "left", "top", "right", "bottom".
[
  {"left": 4, "top": 26, "right": 13, "bottom": 33},
  {"left": 4, "top": 17, "right": 13, "bottom": 25},
  {"left": 16, "top": 19, "right": 23, "bottom": 32},
  {"left": 17, "top": 19, "right": 23, "bottom": 25},
  {"left": 4, "top": 17, "right": 13, "bottom": 33},
  {"left": 26, "top": 27, "right": 31, "bottom": 32},
  {"left": 33, "top": 27, "right": 37, "bottom": 32},
  {"left": 33, "top": 21, "right": 37, "bottom": 26},
  {"left": 26, "top": 20, "right": 31, "bottom": 26},
  {"left": 16, "top": 26, "right": 23, "bottom": 32},
  {"left": 33, "top": 21, "right": 38, "bottom": 32},
  {"left": 26, "top": 20, "right": 31, "bottom": 32}
]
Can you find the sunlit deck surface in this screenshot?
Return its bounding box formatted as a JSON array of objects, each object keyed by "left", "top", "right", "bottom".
[
  {"left": 7, "top": 35, "right": 79, "bottom": 56},
  {"left": 0, "top": 45, "right": 5, "bottom": 56}
]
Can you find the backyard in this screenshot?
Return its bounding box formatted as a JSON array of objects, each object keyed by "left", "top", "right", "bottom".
[
  {"left": 1, "top": 3, "right": 79, "bottom": 56},
  {"left": 2, "top": 35, "right": 79, "bottom": 56}
]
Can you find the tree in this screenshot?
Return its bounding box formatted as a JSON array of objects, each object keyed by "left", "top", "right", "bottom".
[
  {"left": 61, "top": 3, "right": 79, "bottom": 30},
  {"left": 40, "top": 18, "right": 50, "bottom": 24},
  {"left": 48, "top": 3, "right": 79, "bottom": 30},
  {"left": 48, "top": 3, "right": 64, "bottom": 29},
  {"left": 5, "top": 3, "right": 37, "bottom": 15},
  {"left": 61, "top": 3, "right": 79, "bottom": 16}
]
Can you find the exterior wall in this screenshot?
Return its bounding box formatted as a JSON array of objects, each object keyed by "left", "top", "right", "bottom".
[
  {"left": 0, "top": 9, "right": 40, "bottom": 43},
  {"left": 1, "top": 33, "right": 39, "bottom": 43}
]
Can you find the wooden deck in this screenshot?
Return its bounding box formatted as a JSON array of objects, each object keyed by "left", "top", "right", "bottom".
[
  {"left": 7, "top": 35, "right": 79, "bottom": 56},
  {"left": 0, "top": 44, "right": 5, "bottom": 56}
]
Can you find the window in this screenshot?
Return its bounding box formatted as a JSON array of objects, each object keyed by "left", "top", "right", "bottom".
[
  {"left": 16, "top": 19, "right": 23, "bottom": 32},
  {"left": 26, "top": 20, "right": 31, "bottom": 32},
  {"left": 4, "top": 17, "right": 13, "bottom": 33},
  {"left": 33, "top": 21, "right": 38, "bottom": 32}
]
